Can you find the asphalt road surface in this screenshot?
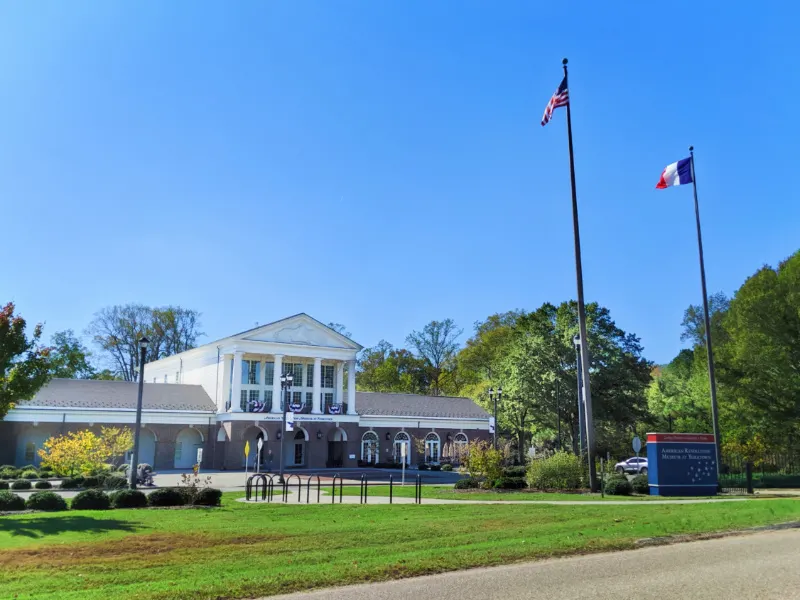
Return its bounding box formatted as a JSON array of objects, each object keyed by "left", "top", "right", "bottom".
[{"left": 267, "top": 528, "right": 800, "bottom": 600}]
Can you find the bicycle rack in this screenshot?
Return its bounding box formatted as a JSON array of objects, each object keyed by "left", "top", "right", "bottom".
[
  {"left": 306, "top": 475, "right": 321, "bottom": 504},
  {"left": 266, "top": 474, "right": 277, "bottom": 502},
  {"left": 331, "top": 473, "right": 343, "bottom": 504},
  {"left": 285, "top": 474, "right": 302, "bottom": 503},
  {"left": 246, "top": 473, "right": 269, "bottom": 501},
  {"left": 359, "top": 474, "right": 368, "bottom": 504}
]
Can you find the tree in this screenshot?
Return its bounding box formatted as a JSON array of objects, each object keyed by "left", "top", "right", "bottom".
[
  {"left": 326, "top": 323, "right": 352, "bottom": 338},
  {"left": 357, "top": 340, "right": 429, "bottom": 394},
  {"left": 0, "top": 303, "right": 53, "bottom": 420},
  {"left": 49, "top": 330, "right": 97, "bottom": 379},
  {"left": 406, "top": 319, "right": 463, "bottom": 396},
  {"left": 38, "top": 426, "right": 134, "bottom": 475},
  {"left": 87, "top": 304, "right": 203, "bottom": 381}
]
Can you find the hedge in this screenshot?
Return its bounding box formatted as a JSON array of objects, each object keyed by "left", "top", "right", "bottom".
[
  {"left": 148, "top": 488, "right": 186, "bottom": 507},
  {"left": 0, "top": 481, "right": 8, "bottom": 490},
  {"left": 21, "top": 470, "right": 39, "bottom": 480},
  {"left": 441, "top": 464, "right": 453, "bottom": 471},
  {"left": 631, "top": 474, "right": 650, "bottom": 494},
  {"left": 104, "top": 475, "right": 128, "bottom": 490},
  {"left": 26, "top": 491, "right": 68, "bottom": 511},
  {"left": 109, "top": 489, "right": 148, "bottom": 509},
  {"left": 0, "top": 491, "right": 25, "bottom": 511},
  {"left": 454, "top": 477, "right": 481, "bottom": 489},
  {"left": 11, "top": 480, "right": 32, "bottom": 490},
  {"left": 492, "top": 476, "right": 527, "bottom": 489},
  {"left": 527, "top": 452, "right": 584, "bottom": 490},
  {"left": 604, "top": 475, "right": 633, "bottom": 496},
  {"left": 192, "top": 488, "right": 223, "bottom": 507},
  {"left": 59, "top": 476, "right": 85, "bottom": 489},
  {"left": 34, "top": 480, "right": 53, "bottom": 490},
  {"left": 71, "top": 489, "right": 111, "bottom": 511}
]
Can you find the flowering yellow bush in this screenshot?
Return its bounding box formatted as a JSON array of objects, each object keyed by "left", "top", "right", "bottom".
[{"left": 38, "top": 427, "right": 133, "bottom": 476}]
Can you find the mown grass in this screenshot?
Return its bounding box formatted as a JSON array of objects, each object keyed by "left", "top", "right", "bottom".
[
  {"left": 335, "top": 484, "right": 720, "bottom": 501},
  {"left": 0, "top": 494, "right": 798, "bottom": 599}
]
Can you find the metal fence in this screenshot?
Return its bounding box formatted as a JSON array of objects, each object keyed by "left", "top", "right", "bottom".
[{"left": 720, "top": 453, "right": 800, "bottom": 493}]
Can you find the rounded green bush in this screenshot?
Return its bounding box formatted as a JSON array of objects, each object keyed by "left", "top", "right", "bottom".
[
  {"left": 454, "top": 477, "right": 481, "bottom": 489},
  {"left": 25, "top": 491, "right": 68, "bottom": 511},
  {"left": 631, "top": 474, "right": 650, "bottom": 495},
  {"left": 503, "top": 466, "right": 528, "bottom": 478},
  {"left": 441, "top": 464, "right": 453, "bottom": 472},
  {"left": 34, "top": 480, "right": 53, "bottom": 490},
  {"left": 59, "top": 476, "right": 85, "bottom": 489},
  {"left": 21, "top": 470, "right": 39, "bottom": 480},
  {"left": 11, "top": 480, "right": 32, "bottom": 490},
  {"left": 0, "top": 491, "right": 26, "bottom": 511},
  {"left": 0, "top": 481, "right": 8, "bottom": 490},
  {"left": 492, "top": 476, "right": 527, "bottom": 489},
  {"left": 604, "top": 475, "right": 633, "bottom": 496},
  {"left": 0, "top": 468, "right": 19, "bottom": 480},
  {"left": 192, "top": 488, "right": 222, "bottom": 507},
  {"left": 82, "top": 476, "right": 104, "bottom": 489},
  {"left": 109, "top": 489, "right": 148, "bottom": 509},
  {"left": 0, "top": 465, "right": 15, "bottom": 471},
  {"left": 147, "top": 488, "right": 186, "bottom": 507},
  {"left": 527, "top": 451, "right": 585, "bottom": 490},
  {"left": 103, "top": 475, "right": 128, "bottom": 490},
  {"left": 71, "top": 489, "right": 111, "bottom": 511},
  {"left": 429, "top": 464, "right": 441, "bottom": 471},
  {"left": 19, "top": 464, "right": 38, "bottom": 472}
]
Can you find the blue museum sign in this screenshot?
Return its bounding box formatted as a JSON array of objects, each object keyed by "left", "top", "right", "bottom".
[{"left": 647, "top": 433, "right": 718, "bottom": 496}]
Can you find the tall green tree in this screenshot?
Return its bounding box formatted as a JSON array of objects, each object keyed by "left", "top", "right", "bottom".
[
  {"left": 87, "top": 304, "right": 203, "bottom": 381},
  {"left": 357, "top": 340, "right": 429, "bottom": 394},
  {"left": 406, "top": 319, "right": 463, "bottom": 396},
  {"left": 0, "top": 303, "right": 53, "bottom": 419},
  {"left": 49, "top": 330, "right": 97, "bottom": 379}
]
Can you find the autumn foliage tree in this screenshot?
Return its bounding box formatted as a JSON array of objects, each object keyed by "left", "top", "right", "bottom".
[
  {"left": 38, "top": 427, "right": 134, "bottom": 476},
  {"left": 0, "top": 303, "right": 53, "bottom": 420}
]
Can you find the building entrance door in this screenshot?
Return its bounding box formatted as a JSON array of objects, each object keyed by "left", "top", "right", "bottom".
[{"left": 327, "top": 441, "right": 344, "bottom": 468}]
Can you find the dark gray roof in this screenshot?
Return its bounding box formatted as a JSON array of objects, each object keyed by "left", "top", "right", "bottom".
[
  {"left": 355, "top": 392, "right": 490, "bottom": 419},
  {"left": 18, "top": 379, "right": 216, "bottom": 412}
]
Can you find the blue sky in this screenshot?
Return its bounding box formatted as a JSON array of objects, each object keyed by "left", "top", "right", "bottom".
[{"left": 1, "top": 1, "right": 797, "bottom": 366}]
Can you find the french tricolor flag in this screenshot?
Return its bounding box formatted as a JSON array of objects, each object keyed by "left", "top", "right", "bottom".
[{"left": 656, "top": 157, "right": 693, "bottom": 189}]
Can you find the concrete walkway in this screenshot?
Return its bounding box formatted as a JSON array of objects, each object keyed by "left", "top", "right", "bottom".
[{"left": 263, "top": 528, "right": 800, "bottom": 600}]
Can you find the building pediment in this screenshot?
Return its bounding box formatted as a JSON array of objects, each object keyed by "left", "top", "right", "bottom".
[{"left": 237, "top": 314, "right": 361, "bottom": 350}]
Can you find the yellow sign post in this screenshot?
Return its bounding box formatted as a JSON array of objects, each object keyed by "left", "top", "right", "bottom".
[{"left": 244, "top": 440, "right": 250, "bottom": 478}]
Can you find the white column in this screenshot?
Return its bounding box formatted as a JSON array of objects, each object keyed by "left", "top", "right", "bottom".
[
  {"left": 347, "top": 359, "right": 356, "bottom": 415},
  {"left": 336, "top": 362, "right": 344, "bottom": 408},
  {"left": 231, "top": 350, "right": 244, "bottom": 412},
  {"left": 220, "top": 353, "right": 233, "bottom": 413},
  {"left": 270, "top": 354, "right": 283, "bottom": 414},
  {"left": 312, "top": 358, "right": 322, "bottom": 414}
]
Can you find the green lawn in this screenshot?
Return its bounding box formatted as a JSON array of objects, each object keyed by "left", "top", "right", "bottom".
[
  {"left": 1, "top": 494, "right": 798, "bottom": 600},
  {"left": 336, "top": 484, "right": 721, "bottom": 501}
]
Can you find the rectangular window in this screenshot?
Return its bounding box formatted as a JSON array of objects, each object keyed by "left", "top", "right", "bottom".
[
  {"left": 264, "top": 362, "right": 274, "bottom": 385},
  {"left": 24, "top": 442, "right": 35, "bottom": 463},
  {"left": 242, "top": 360, "right": 260, "bottom": 385},
  {"left": 306, "top": 364, "right": 314, "bottom": 388},
  {"left": 321, "top": 365, "right": 334, "bottom": 388},
  {"left": 293, "top": 391, "right": 302, "bottom": 405},
  {"left": 306, "top": 392, "right": 313, "bottom": 407},
  {"left": 264, "top": 390, "right": 273, "bottom": 409},
  {"left": 240, "top": 389, "right": 248, "bottom": 410},
  {"left": 324, "top": 392, "right": 334, "bottom": 406},
  {"left": 294, "top": 363, "right": 303, "bottom": 386},
  {"left": 294, "top": 442, "right": 304, "bottom": 465}
]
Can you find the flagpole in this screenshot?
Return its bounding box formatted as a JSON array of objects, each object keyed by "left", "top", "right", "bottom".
[
  {"left": 562, "top": 58, "right": 597, "bottom": 492},
  {"left": 688, "top": 146, "right": 722, "bottom": 479}
]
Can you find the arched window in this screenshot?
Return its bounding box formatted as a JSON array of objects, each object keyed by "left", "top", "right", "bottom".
[
  {"left": 453, "top": 432, "right": 468, "bottom": 465},
  {"left": 361, "top": 431, "right": 379, "bottom": 464},
  {"left": 393, "top": 431, "right": 411, "bottom": 465},
  {"left": 424, "top": 432, "right": 441, "bottom": 464}
]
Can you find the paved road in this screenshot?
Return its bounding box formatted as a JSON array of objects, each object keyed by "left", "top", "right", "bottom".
[{"left": 266, "top": 529, "right": 800, "bottom": 600}]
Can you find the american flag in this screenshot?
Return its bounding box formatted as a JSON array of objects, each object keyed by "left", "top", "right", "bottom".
[{"left": 541, "top": 76, "right": 569, "bottom": 126}]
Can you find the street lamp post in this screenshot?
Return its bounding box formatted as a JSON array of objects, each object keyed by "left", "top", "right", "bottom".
[
  {"left": 573, "top": 335, "right": 587, "bottom": 458},
  {"left": 277, "top": 372, "right": 294, "bottom": 484},
  {"left": 128, "top": 336, "right": 149, "bottom": 490},
  {"left": 488, "top": 387, "right": 502, "bottom": 450},
  {"left": 556, "top": 379, "right": 561, "bottom": 451}
]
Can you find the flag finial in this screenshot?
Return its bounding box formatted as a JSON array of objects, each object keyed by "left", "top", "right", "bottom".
[
  {"left": 562, "top": 58, "right": 568, "bottom": 65},
  {"left": 689, "top": 145, "right": 694, "bottom": 152}
]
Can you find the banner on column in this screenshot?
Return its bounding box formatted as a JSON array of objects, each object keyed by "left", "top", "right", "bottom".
[{"left": 286, "top": 412, "right": 295, "bottom": 432}]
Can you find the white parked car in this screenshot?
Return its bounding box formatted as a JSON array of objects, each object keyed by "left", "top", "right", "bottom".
[{"left": 615, "top": 457, "right": 648, "bottom": 475}]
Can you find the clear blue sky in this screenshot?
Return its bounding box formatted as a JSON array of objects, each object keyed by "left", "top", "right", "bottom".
[{"left": 2, "top": 1, "right": 797, "bottom": 366}]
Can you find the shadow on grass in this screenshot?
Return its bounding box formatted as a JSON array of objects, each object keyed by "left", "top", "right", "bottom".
[{"left": 0, "top": 516, "right": 142, "bottom": 539}]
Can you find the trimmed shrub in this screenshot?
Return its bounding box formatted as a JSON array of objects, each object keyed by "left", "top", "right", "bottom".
[
  {"left": 104, "top": 475, "right": 128, "bottom": 490},
  {"left": 0, "top": 491, "right": 25, "bottom": 511},
  {"left": 631, "top": 474, "right": 650, "bottom": 495},
  {"left": 454, "top": 477, "right": 481, "bottom": 490},
  {"left": 71, "top": 489, "right": 111, "bottom": 511},
  {"left": 492, "top": 476, "right": 528, "bottom": 490},
  {"left": 0, "top": 481, "right": 7, "bottom": 490},
  {"left": 148, "top": 488, "right": 186, "bottom": 507},
  {"left": 21, "top": 470, "right": 39, "bottom": 480},
  {"left": 109, "top": 489, "right": 148, "bottom": 509},
  {"left": 0, "top": 465, "right": 16, "bottom": 471},
  {"left": 82, "top": 476, "right": 104, "bottom": 489},
  {"left": 429, "top": 465, "right": 441, "bottom": 471},
  {"left": 34, "top": 480, "right": 53, "bottom": 490},
  {"left": 0, "top": 468, "right": 19, "bottom": 480},
  {"left": 192, "top": 488, "right": 222, "bottom": 507},
  {"left": 604, "top": 475, "right": 633, "bottom": 496},
  {"left": 441, "top": 464, "right": 453, "bottom": 472},
  {"left": 38, "top": 469, "right": 54, "bottom": 479},
  {"left": 25, "top": 491, "right": 68, "bottom": 511},
  {"left": 503, "top": 466, "right": 528, "bottom": 478},
  {"left": 19, "top": 465, "right": 38, "bottom": 472},
  {"left": 59, "top": 476, "right": 85, "bottom": 489},
  {"left": 417, "top": 463, "right": 429, "bottom": 471},
  {"left": 527, "top": 451, "right": 584, "bottom": 490},
  {"left": 11, "top": 480, "right": 32, "bottom": 490}
]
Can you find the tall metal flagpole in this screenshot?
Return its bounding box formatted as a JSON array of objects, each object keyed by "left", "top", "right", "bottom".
[
  {"left": 688, "top": 146, "right": 722, "bottom": 478},
  {"left": 562, "top": 58, "right": 597, "bottom": 492}
]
